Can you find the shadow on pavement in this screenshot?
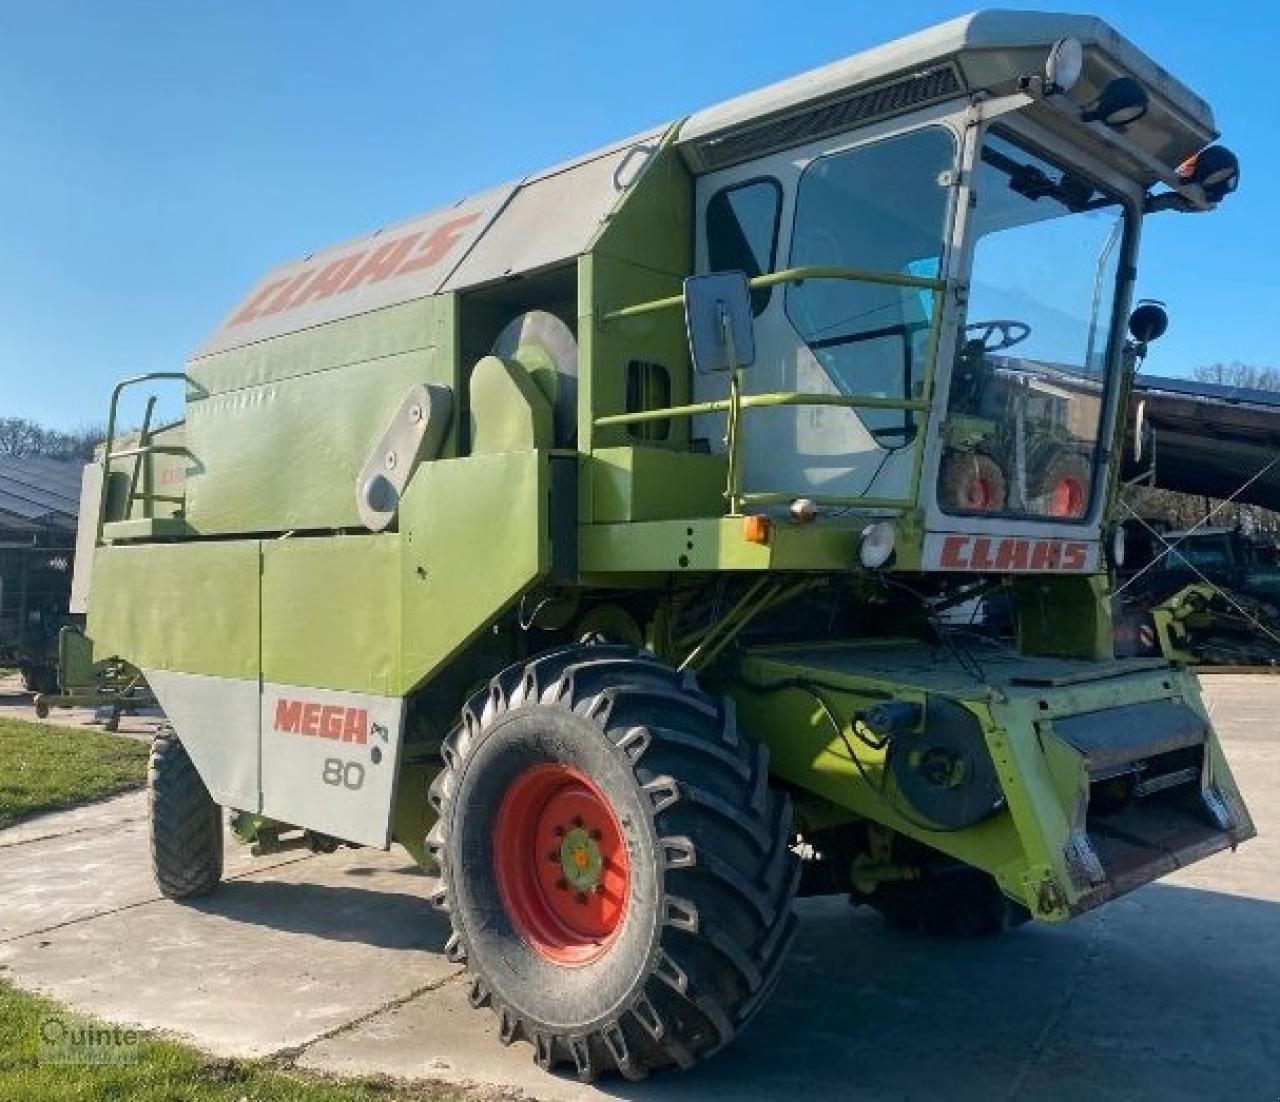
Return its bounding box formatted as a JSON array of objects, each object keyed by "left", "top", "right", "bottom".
[
  {"left": 188, "top": 875, "right": 450, "bottom": 953},
  {"left": 580, "top": 884, "right": 1280, "bottom": 1102}
]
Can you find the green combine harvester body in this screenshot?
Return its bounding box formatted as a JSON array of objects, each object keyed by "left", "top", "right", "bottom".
[{"left": 74, "top": 9, "right": 1253, "bottom": 1079}]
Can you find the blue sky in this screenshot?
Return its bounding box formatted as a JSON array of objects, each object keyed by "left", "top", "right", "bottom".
[{"left": 1, "top": 1, "right": 1276, "bottom": 429}]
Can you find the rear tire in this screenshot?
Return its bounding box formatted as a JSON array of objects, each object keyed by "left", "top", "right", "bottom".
[
  {"left": 20, "top": 665, "right": 57, "bottom": 696},
  {"left": 149, "top": 727, "right": 223, "bottom": 899},
  {"left": 427, "top": 643, "right": 799, "bottom": 1081}
]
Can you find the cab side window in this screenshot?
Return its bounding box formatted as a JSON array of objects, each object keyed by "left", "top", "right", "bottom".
[{"left": 706, "top": 178, "right": 782, "bottom": 316}]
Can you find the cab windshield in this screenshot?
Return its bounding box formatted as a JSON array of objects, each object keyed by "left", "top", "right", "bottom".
[{"left": 939, "top": 130, "right": 1129, "bottom": 521}]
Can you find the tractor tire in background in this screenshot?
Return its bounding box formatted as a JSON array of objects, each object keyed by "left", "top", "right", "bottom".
[
  {"left": 19, "top": 665, "right": 58, "bottom": 696},
  {"left": 1032, "top": 449, "right": 1091, "bottom": 519},
  {"left": 149, "top": 726, "right": 224, "bottom": 899},
  {"left": 938, "top": 451, "right": 1007, "bottom": 513},
  {"left": 426, "top": 643, "right": 799, "bottom": 1081}
]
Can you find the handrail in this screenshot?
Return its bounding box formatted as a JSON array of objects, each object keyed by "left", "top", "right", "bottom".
[
  {"left": 97, "top": 372, "right": 194, "bottom": 545},
  {"left": 600, "top": 264, "right": 944, "bottom": 324},
  {"left": 594, "top": 264, "right": 949, "bottom": 515},
  {"left": 595, "top": 390, "right": 928, "bottom": 429}
]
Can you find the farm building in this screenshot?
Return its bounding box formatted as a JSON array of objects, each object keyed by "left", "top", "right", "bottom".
[{"left": 0, "top": 454, "right": 81, "bottom": 690}]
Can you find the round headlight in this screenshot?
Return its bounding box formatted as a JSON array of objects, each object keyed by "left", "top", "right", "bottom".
[
  {"left": 1045, "top": 37, "right": 1084, "bottom": 92},
  {"left": 860, "top": 521, "right": 897, "bottom": 569},
  {"left": 1110, "top": 525, "right": 1127, "bottom": 568}
]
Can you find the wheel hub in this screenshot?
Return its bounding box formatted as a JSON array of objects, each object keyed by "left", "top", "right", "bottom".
[
  {"left": 559, "top": 826, "right": 603, "bottom": 891},
  {"left": 492, "top": 763, "right": 630, "bottom": 965}
]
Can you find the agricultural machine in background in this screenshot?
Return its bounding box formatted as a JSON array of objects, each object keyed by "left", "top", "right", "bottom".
[
  {"left": 71, "top": 11, "right": 1253, "bottom": 1081},
  {"left": 0, "top": 455, "right": 80, "bottom": 694},
  {"left": 1115, "top": 526, "right": 1280, "bottom": 665}
]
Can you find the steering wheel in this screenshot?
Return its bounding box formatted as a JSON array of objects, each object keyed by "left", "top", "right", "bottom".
[{"left": 964, "top": 319, "right": 1031, "bottom": 352}]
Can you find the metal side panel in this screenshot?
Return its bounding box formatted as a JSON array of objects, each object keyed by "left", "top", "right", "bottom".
[
  {"left": 69, "top": 462, "right": 102, "bottom": 615},
  {"left": 87, "top": 541, "right": 260, "bottom": 680},
  {"left": 398, "top": 449, "right": 551, "bottom": 692},
  {"left": 185, "top": 346, "right": 449, "bottom": 535},
  {"left": 145, "top": 669, "right": 260, "bottom": 811},
  {"left": 260, "top": 683, "right": 405, "bottom": 848},
  {"left": 1051, "top": 699, "right": 1206, "bottom": 773},
  {"left": 442, "top": 131, "right": 661, "bottom": 292},
  {"left": 261, "top": 535, "right": 401, "bottom": 694}
]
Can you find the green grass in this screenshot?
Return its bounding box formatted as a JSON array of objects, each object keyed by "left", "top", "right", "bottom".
[
  {"left": 0, "top": 716, "right": 150, "bottom": 828},
  {"left": 0, "top": 980, "right": 469, "bottom": 1101}
]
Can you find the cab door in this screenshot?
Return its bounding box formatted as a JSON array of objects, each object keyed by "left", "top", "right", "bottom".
[{"left": 692, "top": 107, "right": 965, "bottom": 507}]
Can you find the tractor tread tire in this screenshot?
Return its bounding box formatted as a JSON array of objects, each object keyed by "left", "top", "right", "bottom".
[
  {"left": 149, "top": 726, "right": 223, "bottom": 900},
  {"left": 19, "top": 666, "right": 57, "bottom": 696},
  {"left": 938, "top": 451, "right": 1007, "bottom": 513},
  {"left": 427, "top": 643, "right": 798, "bottom": 1082}
]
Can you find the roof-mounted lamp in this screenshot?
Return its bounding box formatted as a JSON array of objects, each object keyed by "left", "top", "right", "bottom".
[
  {"left": 1178, "top": 145, "right": 1241, "bottom": 203},
  {"left": 1082, "top": 76, "right": 1149, "bottom": 128},
  {"left": 1044, "top": 37, "right": 1084, "bottom": 93}
]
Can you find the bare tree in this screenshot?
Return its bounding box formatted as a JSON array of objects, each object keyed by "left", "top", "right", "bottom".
[
  {"left": 0, "top": 417, "right": 103, "bottom": 461},
  {"left": 1194, "top": 361, "right": 1280, "bottom": 391}
]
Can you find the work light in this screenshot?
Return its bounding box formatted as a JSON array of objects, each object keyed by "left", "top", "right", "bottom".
[
  {"left": 1178, "top": 145, "right": 1240, "bottom": 203},
  {"left": 859, "top": 521, "right": 897, "bottom": 569},
  {"left": 1045, "top": 37, "right": 1084, "bottom": 92},
  {"left": 1082, "top": 76, "right": 1149, "bottom": 128}
]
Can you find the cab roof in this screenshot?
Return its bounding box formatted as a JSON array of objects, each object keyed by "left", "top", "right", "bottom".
[{"left": 677, "top": 10, "right": 1216, "bottom": 175}]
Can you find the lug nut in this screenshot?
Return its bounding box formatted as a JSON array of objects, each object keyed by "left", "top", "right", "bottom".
[
  {"left": 575, "top": 892, "right": 588, "bottom": 905},
  {"left": 572, "top": 815, "right": 584, "bottom": 828},
  {"left": 553, "top": 826, "right": 565, "bottom": 837},
  {"left": 556, "top": 878, "right": 569, "bottom": 891},
  {"left": 547, "top": 851, "right": 559, "bottom": 863},
  {"left": 590, "top": 829, "right": 602, "bottom": 841}
]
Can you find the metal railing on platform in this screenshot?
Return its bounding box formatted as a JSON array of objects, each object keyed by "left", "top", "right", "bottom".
[{"left": 97, "top": 372, "right": 195, "bottom": 545}]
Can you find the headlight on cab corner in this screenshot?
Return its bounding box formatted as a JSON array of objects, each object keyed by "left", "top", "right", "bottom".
[{"left": 859, "top": 520, "right": 897, "bottom": 569}]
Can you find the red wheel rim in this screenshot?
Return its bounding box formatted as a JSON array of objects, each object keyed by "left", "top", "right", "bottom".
[
  {"left": 492, "top": 764, "right": 630, "bottom": 965},
  {"left": 964, "top": 477, "right": 994, "bottom": 511},
  {"left": 1048, "top": 477, "right": 1085, "bottom": 518}
]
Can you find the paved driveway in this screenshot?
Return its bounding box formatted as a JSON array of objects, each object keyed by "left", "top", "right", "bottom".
[{"left": 1, "top": 675, "right": 1276, "bottom": 1100}]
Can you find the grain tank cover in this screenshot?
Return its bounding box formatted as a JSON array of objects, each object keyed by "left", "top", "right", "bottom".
[{"left": 193, "top": 130, "right": 663, "bottom": 361}]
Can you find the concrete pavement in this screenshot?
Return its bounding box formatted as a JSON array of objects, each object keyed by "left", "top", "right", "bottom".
[{"left": 0, "top": 675, "right": 1276, "bottom": 1100}]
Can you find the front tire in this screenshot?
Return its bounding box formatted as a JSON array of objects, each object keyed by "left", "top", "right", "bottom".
[
  {"left": 149, "top": 727, "right": 223, "bottom": 899},
  {"left": 427, "top": 644, "right": 798, "bottom": 1081}
]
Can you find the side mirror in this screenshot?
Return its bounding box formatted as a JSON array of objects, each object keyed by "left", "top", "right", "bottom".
[
  {"left": 684, "top": 272, "right": 756, "bottom": 374},
  {"left": 1128, "top": 300, "right": 1168, "bottom": 346}
]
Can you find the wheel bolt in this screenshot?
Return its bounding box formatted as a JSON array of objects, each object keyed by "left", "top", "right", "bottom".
[
  {"left": 556, "top": 878, "right": 569, "bottom": 891},
  {"left": 575, "top": 892, "right": 588, "bottom": 905}
]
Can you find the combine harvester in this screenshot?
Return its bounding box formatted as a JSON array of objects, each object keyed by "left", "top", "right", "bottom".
[{"left": 73, "top": 11, "right": 1254, "bottom": 1080}]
